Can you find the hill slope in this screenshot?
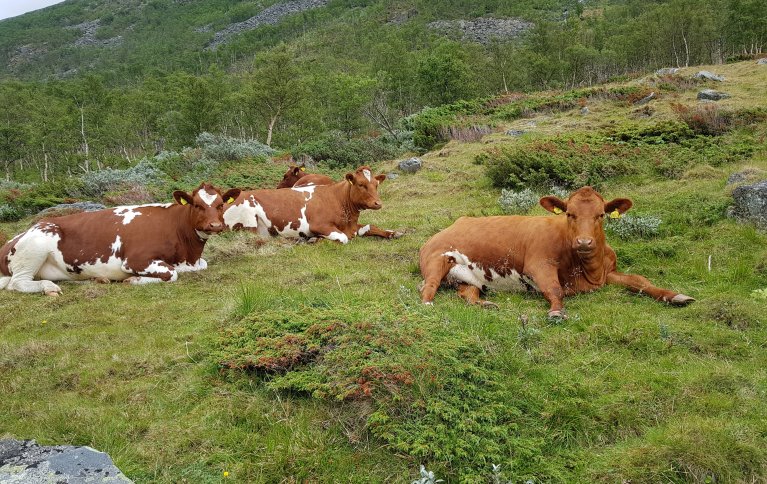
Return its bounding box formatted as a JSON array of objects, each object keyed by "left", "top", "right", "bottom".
[{"left": 1, "top": 61, "right": 766, "bottom": 482}]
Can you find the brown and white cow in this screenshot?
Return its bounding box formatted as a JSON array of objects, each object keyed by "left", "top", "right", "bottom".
[
  {"left": 0, "top": 183, "right": 240, "bottom": 296},
  {"left": 419, "top": 186, "right": 694, "bottom": 317},
  {"left": 225, "top": 165, "right": 400, "bottom": 243},
  {"left": 276, "top": 164, "right": 334, "bottom": 189}
]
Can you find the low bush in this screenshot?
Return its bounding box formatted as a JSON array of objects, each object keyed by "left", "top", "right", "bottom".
[
  {"left": 0, "top": 204, "right": 21, "bottom": 222},
  {"left": 79, "top": 159, "right": 167, "bottom": 198},
  {"left": 292, "top": 131, "right": 399, "bottom": 169},
  {"left": 606, "top": 214, "right": 662, "bottom": 240},
  {"left": 498, "top": 188, "right": 540, "bottom": 214},
  {"left": 196, "top": 132, "right": 276, "bottom": 161}
]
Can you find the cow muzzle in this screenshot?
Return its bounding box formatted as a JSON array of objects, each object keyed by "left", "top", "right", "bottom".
[
  {"left": 369, "top": 200, "right": 382, "bottom": 210},
  {"left": 203, "top": 222, "right": 225, "bottom": 234},
  {"left": 574, "top": 237, "right": 595, "bottom": 254}
]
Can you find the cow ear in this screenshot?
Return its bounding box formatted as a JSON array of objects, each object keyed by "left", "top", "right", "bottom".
[
  {"left": 375, "top": 174, "right": 386, "bottom": 183},
  {"left": 292, "top": 167, "right": 301, "bottom": 176},
  {"left": 605, "top": 198, "right": 632, "bottom": 217},
  {"left": 540, "top": 196, "right": 567, "bottom": 214},
  {"left": 222, "top": 189, "right": 241, "bottom": 204},
  {"left": 173, "top": 191, "right": 193, "bottom": 206},
  {"left": 345, "top": 173, "right": 354, "bottom": 184}
]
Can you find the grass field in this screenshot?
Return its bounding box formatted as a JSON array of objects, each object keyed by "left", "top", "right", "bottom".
[{"left": 2, "top": 61, "right": 767, "bottom": 483}]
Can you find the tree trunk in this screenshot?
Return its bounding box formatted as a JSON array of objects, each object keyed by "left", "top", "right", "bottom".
[
  {"left": 266, "top": 106, "right": 281, "bottom": 147},
  {"left": 80, "top": 106, "right": 90, "bottom": 172}
]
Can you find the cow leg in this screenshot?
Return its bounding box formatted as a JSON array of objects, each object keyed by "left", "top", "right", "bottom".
[
  {"left": 456, "top": 284, "right": 498, "bottom": 308},
  {"left": 357, "top": 224, "right": 403, "bottom": 239},
  {"left": 310, "top": 225, "right": 351, "bottom": 244},
  {"left": 606, "top": 271, "right": 695, "bottom": 305},
  {"left": 419, "top": 256, "right": 452, "bottom": 305},
  {"left": 526, "top": 268, "right": 566, "bottom": 318},
  {"left": 5, "top": 238, "right": 62, "bottom": 296},
  {"left": 123, "top": 261, "right": 179, "bottom": 285}
]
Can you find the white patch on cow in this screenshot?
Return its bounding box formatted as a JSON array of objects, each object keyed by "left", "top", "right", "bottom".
[
  {"left": 110, "top": 235, "right": 122, "bottom": 255},
  {"left": 327, "top": 231, "right": 349, "bottom": 244},
  {"left": 362, "top": 169, "right": 371, "bottom": 182},
  {"left": 291, "top": 184, "right": 316, "bottom": 202},
  {"left": 357, "top": 224, "right": 371, "bottom": 236},
  {"left": 4, "top": 225, "right": 67, "bottom": 293},
  {"left": 175, "top": 258, "right": 207, "bottom": 273},
  {"left": 112, "top": 203, "right": 172, "bottom": 225},
  {"left": 223, "top": 197, "right": 265, "bottom": 231},
  {"left": 199, "top": 189, "right": 218, "bottom": 207},
  {"left": 442, "top": 250, "right": 534, "bottom": 292}
]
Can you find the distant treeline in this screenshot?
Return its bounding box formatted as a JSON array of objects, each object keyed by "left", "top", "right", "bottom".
[{"left": 0, "top": 0, "right": 765, "bottom": 182}]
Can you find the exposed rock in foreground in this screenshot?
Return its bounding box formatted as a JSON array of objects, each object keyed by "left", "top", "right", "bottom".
[
  {"left": 697, "top": 89, "right": 730, "bottom": 101},
  {"left": 207, "top": 0, "right": 329, "bottom": 50},
  {"left": 693, "top": 70, "right": 725, "bottom": 82},
  {"left": 730, "top": 180, "right": 767, "bottom": 230},
  {"left": 398, "top": 157, "right": 422, "bottom": 173},
  {"left": 0, "top": 439, "right": 132, "bottom": 483},
  {"left": 427, "top": 17, "right": 533, "bottom": 45}
]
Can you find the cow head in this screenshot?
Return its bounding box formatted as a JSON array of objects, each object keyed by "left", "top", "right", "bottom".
[
  {"left": 540, "top": 187, "right": 632, "bottom": 257},
  {"left": 173, "top": 183, "right": 241, "bottom": 235},
  {"left": 345, "top": 166, "right": 386, "bottom": 210},
  {"left": 277, "top": 164, "right": 307, "bottom": 189}
]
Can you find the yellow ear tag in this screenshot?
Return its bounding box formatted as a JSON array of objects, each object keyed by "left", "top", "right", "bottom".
[
  {"left": 348, "top": 179, "right": 353, "bottom": 185},
  {"left": 299, "top": 167, "right": 305, "bottom": 172},
  {"left": 179, "top": 198, "right": 188, "bottom": 206},
  {"left": 553, "top": 207, "right": 563, "bottom": 215},
  {"left": 227, "top": 197, "right": 235, "bottom": 204},
  {"left": 610, "top": 209, "right": 621, "bottom": 219}
]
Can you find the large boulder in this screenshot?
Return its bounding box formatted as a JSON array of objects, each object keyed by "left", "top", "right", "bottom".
[
  {"left": 693, "top": 70, "right": 725, "bottom": 82},
  {"left": 697, "top": 89, "right": 730, "bottom": 101},
  {"left": 757, "top": 58, "right": 767, "bottom": 65},
  {"left": 656, "top": 67, "right": 680, "bottom": 75},
  {"left": 634, "top": 91, "right": 656, "bottom": 105},
  {"left": 730, "top": 180, "right": 767, "bottom": 229},
  {"left": 398, "top": 157, "right": 422, "bottom": 173},
  {"left": 0, "top": 439, "right": 132, "bottom": 483}
]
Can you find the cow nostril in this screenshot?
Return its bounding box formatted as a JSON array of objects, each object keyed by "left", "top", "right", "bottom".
[{"left": 577, "top": 238, "right": 594, "bottom": 247}]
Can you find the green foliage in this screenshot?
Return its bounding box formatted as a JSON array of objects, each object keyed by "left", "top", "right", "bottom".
[
  {"left": 0, "top": 204, "right": 21, "bottom": 222},
  {"left": 292, "top": 131, "right": 400, "bottom": 169},
  {"left": 195, "top": 132, "right": 275, "bottom": 161},
  {"left": 607, "top": 215, "right": 662, "bottom": 240},
  {"left": 498, "top": 188, "right": 541, "bottom": 214}
]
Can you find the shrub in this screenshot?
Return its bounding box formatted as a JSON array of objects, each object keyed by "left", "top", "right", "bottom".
[
  {"left": 0, "top": 204, "right": 22, "bottom": 222},
  {"left": 498, "top": 188, "right": 539, "bottom": 214},
  {"left": 607, "top": 214, "right": 661, "bottom": 239},
  {"left": 196, "top": 132, "right": 275, "bottom": 161},
  {"left": 80, "top": 159, "right": 167, "bottom": 198},
  {"left": 672, "top": 104, "right": 767, "bottom": 136},
  {"left": 292, "top": 131, "right": 399, "bottom": 169}
]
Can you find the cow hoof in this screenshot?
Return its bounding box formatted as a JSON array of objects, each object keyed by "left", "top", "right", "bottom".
[
  {"left": 44, "top": 290, "right": 61, "bottom": 297},
  {"left": 480, "top": 300, "right": 499, "bottom": 309},
  {"left": 92, "top": 277, "right": 111, "bottom": 284},
  {"left": 390, "top": 231, "right": 405, "bottom": 239},
  {"left": 123, "top": 277, "right": 139, "bottom": 285},
  {"left": 423, "top": 301, "right": 434, "bottom": 307},
  {"left": 548, "top": 310, "right": 567, "bottom": 320},
  {"left": 671, "top": 294, "right": 695, "bottom": 306}
]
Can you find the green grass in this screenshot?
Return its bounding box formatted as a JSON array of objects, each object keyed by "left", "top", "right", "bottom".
[{"left": 2, "top": 65, "right": 767, "bottom": 482}]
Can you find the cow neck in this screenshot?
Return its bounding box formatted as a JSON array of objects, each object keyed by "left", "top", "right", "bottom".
[
  {"left": 174, "top": 204, "right": 207, "bottom": 260},
  {"left": 333, "top": 181, "right": 362, "bottom": 227},
  {"left": 557, "top": 218, "right": 607, "bottom": 287}
]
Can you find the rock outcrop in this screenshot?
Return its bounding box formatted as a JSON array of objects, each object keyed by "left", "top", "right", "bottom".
[
  {"left": 67, "top": 20, "right": 123, "bottom": 48},
  {"left": 0, "top": 439, "right": 132, "bottom": 483},
  {"left": 697, "top": 89, "right": 730, "bottom": 101},
  {"left": 693, "top": 70, "right": 725, "bottom": 82},
  {"left": 426, "top": 17, "right": 533, "bottom": 45},
  {"left": 398, "top": 157, "right": 422, "bottom": 173},
  {"left": 730, "top": 180, "right": 767, "bottom": 229},
  {"left": 207, "top": 0, "right": 329, "bottom": 50}
]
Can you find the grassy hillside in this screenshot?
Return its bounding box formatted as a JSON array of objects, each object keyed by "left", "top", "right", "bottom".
[{"left": 1, "top": 61, "right": 767, "bottom": 482}]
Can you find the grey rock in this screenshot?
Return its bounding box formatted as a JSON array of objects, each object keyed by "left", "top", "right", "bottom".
[
  {"left": 398, "top": 157, "right": 422, "bottom": 173},
  {"left": 67, "top": 20, "right": 123, "bottom": 48},
  {"left": 757, "top": 58, "right": 767, "bottom": 65},
  {"left": 730, "top": 180, "right": 767, "bottom": 229},
  {"left": 580, "top": 107, "right": 590, "bottom": 115},
  {"left": 0, "top": 439, "right": 132, "bottom": 483},
  {"left": 727, "top": 168, "right": 766, "bottom": 185},
  {"left": 427, "top": 17, "right": 533, "bottom": 45},
  {"left": 38, "top": 202, "right": 106, "bottom": 216},
  {"left": 634, "top": 91, "right": 656, "bottom": 105},
  {"left": 386, "top": 172, "right": 399, "bottom": 180},
  {"left": 693, "top": 70, "right": 725, "bottom": 82},
  {"left": 656, "top": 67, "right": 680, "bottom": 75},
  {"left": 208, "top": 0, "right": 329, "bottom": 50},
  {"left": 505, "top": 129, "right": 526, "bottom": 136},
  {"left": 697, "top": 89, "right": 730, "bottom": 101}
]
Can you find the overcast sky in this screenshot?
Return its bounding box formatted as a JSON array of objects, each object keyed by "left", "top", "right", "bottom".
[{"left": 0, "top": 0, "right": 66, "bottom": 21}]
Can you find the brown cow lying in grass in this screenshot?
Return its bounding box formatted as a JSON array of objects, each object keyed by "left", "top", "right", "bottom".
[
  {"left": 0, "top": 183, "right": 239, "bottom": 295},
  {"left": 276, "top": 164, "right": 334, "bottom": 189},
  {"left": 419, "top": 186, "right": 694, "bottom": 317},
  {"left": 226, "top": 165, "right": 401, "bottom": 243}
]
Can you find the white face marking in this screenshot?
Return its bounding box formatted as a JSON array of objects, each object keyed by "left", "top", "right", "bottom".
[
  {"left": 442, "top": 250, "right": 535, "bottom": 292},
  {"left": 357, "top": 224, "right": 371, "bottom": 236},
  {"left": 327, "top": 231, "right": 349, "bottom": 244},
  {"left": 198, "top": 189, "right": 218, "bottom": 207},
  {"left": 362, "top": 169, "right": 371, "bottom": 182}
]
